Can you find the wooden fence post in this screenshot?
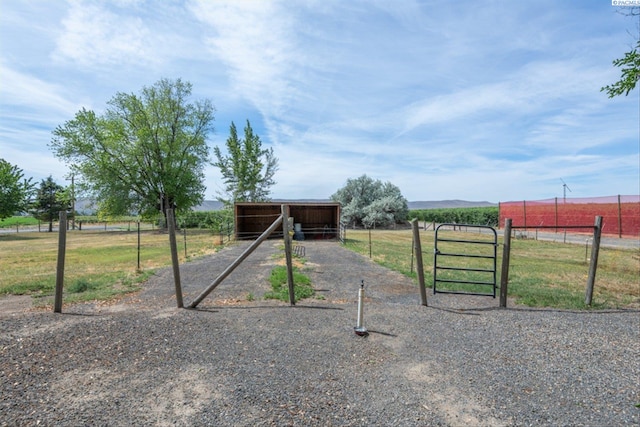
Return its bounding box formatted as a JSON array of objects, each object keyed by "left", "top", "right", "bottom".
[
  {"left": 137, "top": 221, "right": 141, "bottom": 272},
  {"left": 189, "top": 214, "right": 284, "bottom": 308},
  {"left": 167, "top": 209, "right": 184, "bottom": 308},
  {"left": 54, "top": 211, "right": 67, "bottom": 313},
  {"left": 617, "top": 195, "right": 622, "bottom": 238},
  {"left": 281, "top": 205, "right": 296, "bottom": 306},
  {"left": 411, "top": 219, "right": 428, "bottom": 306},
  {"left": 499, "top": 218, "right": 512, "bottom": 308},
  {"left": 585, "top": 216, "right": 602, "bottom": 306}
]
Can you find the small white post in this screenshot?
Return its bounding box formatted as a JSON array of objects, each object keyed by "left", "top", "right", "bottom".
[{"left": 354, "top": 280, "right": 368, "bottom": 336}]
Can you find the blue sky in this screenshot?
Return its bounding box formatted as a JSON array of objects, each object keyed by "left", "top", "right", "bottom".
[{"left": 1, "top": 0, "right": 638, "bottom": 203}]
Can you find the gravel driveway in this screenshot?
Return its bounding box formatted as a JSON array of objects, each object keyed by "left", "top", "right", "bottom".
[{"left": 1, "top": 240, "right": 638, "bottom": 426}]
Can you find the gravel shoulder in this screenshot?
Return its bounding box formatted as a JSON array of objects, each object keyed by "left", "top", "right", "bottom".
[{"left": 1, "top": 240, "right": 638, "bottom": 426}]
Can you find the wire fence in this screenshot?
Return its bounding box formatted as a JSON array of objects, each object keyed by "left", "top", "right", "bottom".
[{"left": 499, "top": 195, "right": 640, "bottom": 238}]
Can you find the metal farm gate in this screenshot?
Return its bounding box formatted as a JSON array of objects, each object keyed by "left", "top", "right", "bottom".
[{"left": 433, "top": 224, "right": 498, "bottom": 297}]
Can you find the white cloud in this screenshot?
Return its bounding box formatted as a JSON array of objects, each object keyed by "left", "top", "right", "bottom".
[
  {"left": 189, "top": 0, "right": 302, "bottom": 118},
  {"left": 1, "top": 0, "right": 637, "bottom": 203},
  {"left": 53, "top": 1, "right": 156, "bottom": 67},
  {"left": 0, "top": 63, "right": 86, "bottom": 118}
]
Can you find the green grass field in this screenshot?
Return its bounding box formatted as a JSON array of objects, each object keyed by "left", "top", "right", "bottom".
[
  {"left": 0, "top": 216, "right": 40, "bottom": 228},
  {"left": 0, "top": 229, "right": 222, "bottom": 306},
  {"left": 343, "top": 228, "right": 639, "bottom": 309},
  {"left": 1, "top": 226, "right": 638, "bottom": 310}
]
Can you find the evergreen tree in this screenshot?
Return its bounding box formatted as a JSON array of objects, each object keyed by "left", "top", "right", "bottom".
[{"left": 31, "top": 176, "right": 69, "bottom": 232}]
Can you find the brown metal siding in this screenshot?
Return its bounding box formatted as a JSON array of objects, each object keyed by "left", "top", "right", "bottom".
[{"left": 234, "top": 203, "right": 340, "bottom": 240}]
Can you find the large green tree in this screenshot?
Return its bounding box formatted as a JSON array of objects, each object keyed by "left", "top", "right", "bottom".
[
  {"left": 331, "top": 174, "right": 408, "bottom": 228},
  {"left": 601, "top": 39, "right": 639, "bottom": 98},
  {"left": 602, "top": 7, "right": 639, "bottom": 98},
  {"left": 0, "top": 159, "right": 34, "bottom": 220},
  {"left": 50, "top": 78, "right": 215, "bottom": 222},
  {"left": 213, "top": 120, "right": 278, "bottom": 205},
  {"left": 31, "top": 176, "right": 69, "bottom": 232}
]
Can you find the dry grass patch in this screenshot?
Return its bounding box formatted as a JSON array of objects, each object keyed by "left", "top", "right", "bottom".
[{"left": 0, "top": 229, "right": 222, "bottom": 305}]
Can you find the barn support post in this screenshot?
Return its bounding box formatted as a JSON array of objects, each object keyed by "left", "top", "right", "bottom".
[
  {"left": 499, "top": 218, "right": 512, "bottom": 308},
  {"left": 411, "top": 219, "right": 428, "bottom": 306},
  {"left": 54, "top": 211, "right": 67, "bottom": 313},
  {"left": 281, "top": 205, "right": 296, "bottom": 306},
  {"left": 167, "top": 209, "right": 184, "bottom": 308},
  {"left": 188, "top": 213, "right": 284, "bottom": 308},
  {"left": 585, "top": 216, "right": 602, "bottom": 306}
]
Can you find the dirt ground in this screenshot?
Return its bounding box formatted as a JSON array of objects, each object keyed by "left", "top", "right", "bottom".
[{"left": 1, "top": 240, "right": 638, "bottom": 426}]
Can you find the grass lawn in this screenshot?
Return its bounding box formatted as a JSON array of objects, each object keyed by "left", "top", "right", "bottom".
[
  {"left": 342, "top": 228, "right": 640, "bottom": 309},
  {"left": 0, "top": 229, "right": 222, "bottom": 306},
  {"left": 2, "top": 226, "right": 637, "bottom": 310}
]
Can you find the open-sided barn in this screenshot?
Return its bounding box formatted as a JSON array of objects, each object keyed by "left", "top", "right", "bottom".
[{"left": 234, "top": 202, "right": 341, "bottom": 240}]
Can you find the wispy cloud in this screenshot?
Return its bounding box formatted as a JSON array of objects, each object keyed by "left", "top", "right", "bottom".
[
  {"left": 0, "top": 0, "right": 637, "bottom": 202},
  {"left": 190, "top": 1, "right": 302, "bottom": 119},
  {"left": 0, "top": 63, "right": 84, "bottom": 118},
  {"left": 53, "top": 1, "right": 155, "bottom": 67}
]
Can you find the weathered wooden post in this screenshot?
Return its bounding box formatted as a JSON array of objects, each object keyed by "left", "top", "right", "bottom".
[
  {"left": 183, "top": 227, "right": 187, "bottom": 259},
  {"left": 137, "top": 220, "right": 141, "bottom": 272},
  {"left": 585, "top": 216, "right": 602, "bottom": 306},
  {"left": 411, "top": 219, "right": 428, "bottom": 306},
  {"left": 189, "top": 214, "right": 283, "bottom": 308},
  {"left": 499, "top": 218, "right": 512, "bottom": 308},
  {"left": 54, "top": 211, "right": 67, "bottom": 313},
  {"left": 167, "top": 209, "right": 184, "bottom": 308},
  {"left": 281, "top": 205, "right": 296, "bottom": 306},
  {"left": 617, "top": 195, "right": 622, "bottom": 238}
]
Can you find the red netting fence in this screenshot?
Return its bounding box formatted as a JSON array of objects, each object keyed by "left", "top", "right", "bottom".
[{"left": 499, "top": 195, "right": 640, "bottom": 238}]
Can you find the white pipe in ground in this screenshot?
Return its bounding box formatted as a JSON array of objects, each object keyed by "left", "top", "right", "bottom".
[{"left": 354, "top": 280, "right": 368, "bottom": 336}]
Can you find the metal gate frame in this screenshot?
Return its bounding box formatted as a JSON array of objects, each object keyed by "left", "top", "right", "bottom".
[{"left": 433, "top": 223, "right": 498, "bottom": 297}]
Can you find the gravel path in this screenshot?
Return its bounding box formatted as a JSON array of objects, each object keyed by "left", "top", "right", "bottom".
[{"left": 1, "top": 240, "right": 638, "bottom": 426}]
